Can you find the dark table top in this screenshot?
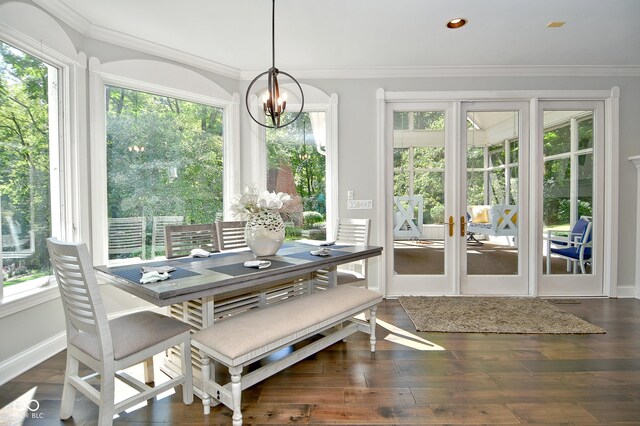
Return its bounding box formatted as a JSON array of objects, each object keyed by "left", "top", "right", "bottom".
[{"left": 95, "top": 241, "right": 382, "bottom": 306}]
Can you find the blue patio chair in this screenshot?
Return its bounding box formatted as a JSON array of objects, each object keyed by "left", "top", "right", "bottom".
[{"left": 545, "top": 216, "right": 592, "bottom": 274}]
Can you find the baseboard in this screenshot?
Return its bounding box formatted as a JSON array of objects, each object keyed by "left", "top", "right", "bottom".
[
  {"left": 615, "top": 285, "right": 639, "bottom": 299},
  {"left": 0, "top": 331, "right": 66, "bottom": 386}
]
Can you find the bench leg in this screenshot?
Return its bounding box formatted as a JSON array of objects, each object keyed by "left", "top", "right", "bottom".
[
  {"left": 229, "top": 365, "right": 243, "bottom": 426},
  {"left": 369, "top": 306, "right": 378, "bottom": 353},
  {"left": 200, "top": 354, "right": 211, "bottom": 415}
]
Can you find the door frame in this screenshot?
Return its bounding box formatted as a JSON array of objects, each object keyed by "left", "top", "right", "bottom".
[
  {"left": 376, "top": 88, "right": 619, "bottom": 298},
  {"left": 535, "top": 100, "right": 606, "bottom": 296}
]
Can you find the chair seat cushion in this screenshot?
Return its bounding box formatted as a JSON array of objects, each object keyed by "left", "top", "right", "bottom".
[
  {"left": 337, "top": 270, "right": 365, "bottom": 285},
  {"left": 551, "top": 246, "right": 592, "bottom": 259},
  {"left": 71, "top": 311, "right": 190, "bottom": 361}
]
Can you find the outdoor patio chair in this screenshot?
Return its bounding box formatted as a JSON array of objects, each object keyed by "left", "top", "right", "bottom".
[
  {"left": 108, "top": 216, "right": 146, "bottom": 261},
  {"left": 151, "top": 215, "right": 184, "bottom": 257},
  {"left": 46, "top": 238, "right": 193, "bottom": 426},
  {"left": 546, "top": 216, "right": 593, "bottom": 274}
]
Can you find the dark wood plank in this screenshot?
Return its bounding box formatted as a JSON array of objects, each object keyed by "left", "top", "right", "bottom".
[{"left": 1, "top": 298, "right": 639, "bottom": 425}]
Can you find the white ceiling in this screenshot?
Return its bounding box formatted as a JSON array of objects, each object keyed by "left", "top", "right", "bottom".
[{"left": 39, "top": 0, "right": 640, "bottom": 76}]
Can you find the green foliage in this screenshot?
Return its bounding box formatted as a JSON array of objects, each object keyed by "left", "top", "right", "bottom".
[
  {"left": 429, "top": 204, "right": 445, "bottom": 224},
  {"left": 0, "top": 41, "right": 51, "bottom": 280},
  {"left": 106, "top": 86, "right": 224, "bottom": 228},
  {"left": 303, "top": 211, "right": 324, "bottom": 229}
]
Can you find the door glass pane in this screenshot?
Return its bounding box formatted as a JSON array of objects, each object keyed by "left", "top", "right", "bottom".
[
  {"left": 266, "top": 112, "right": 326, "bottom": 241},
  {"left": 467, "top": 111, "right": 519, "bottom": 275},
  {"left": 543, "top": 111, "right": 594, "bottom": 275},
  {"left": 393, "top": 111, "right": 445, "bottom": 275},
  {"left": 106, "top": 85, "right": 224, "bottom": 261}
]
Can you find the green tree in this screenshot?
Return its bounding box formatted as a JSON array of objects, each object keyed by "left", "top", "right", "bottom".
[
  {"left": 106, "top": 86, "right": 224, "bottom": 250},
  {"left": 0, "top": 41, "right": 51, "bottom": 281}
]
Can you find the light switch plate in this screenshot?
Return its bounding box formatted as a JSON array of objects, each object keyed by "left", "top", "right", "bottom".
[{"left": 347, "top": 200, "right": 373, "bottom": 209}]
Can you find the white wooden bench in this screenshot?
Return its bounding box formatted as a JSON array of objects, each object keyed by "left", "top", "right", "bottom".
[{"left": 191, "top": 285, "right": 382, "bottom": 425}]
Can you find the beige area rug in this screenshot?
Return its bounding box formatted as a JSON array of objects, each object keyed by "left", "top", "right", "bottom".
[{"left": 398, "top": 296, "right": 605, "bottom": 334}]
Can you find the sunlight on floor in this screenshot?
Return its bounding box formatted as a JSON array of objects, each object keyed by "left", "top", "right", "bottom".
[
  {"left": 0, "top": 385, "right": 39, "bottom": 424},
  {"left": 354, "top": 313, "right": 446, "bottom": 351}
]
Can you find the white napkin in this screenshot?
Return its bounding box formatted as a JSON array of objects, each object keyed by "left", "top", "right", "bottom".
[
  {"left": 310, "top": 248, "right": 331, "bottom": 257},
  {"left": 140, "top": 271, "right": 170, "bottom": 284},
  {"left": 190, "top": 248, "right": 212, "bottom": 258},
  {"left": 141, "top": 265, "right": 176, "bottom": 274},
  {"left": 243, "top": 260, "right": 271, "bottom": 269}
]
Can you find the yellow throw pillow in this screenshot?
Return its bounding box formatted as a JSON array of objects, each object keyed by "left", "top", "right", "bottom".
[{"left": 469, "top": 206, "right": 490, "bottom": 223}]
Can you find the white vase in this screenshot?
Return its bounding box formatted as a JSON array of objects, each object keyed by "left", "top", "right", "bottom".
[{"left": 245, "top": 210, "right": 285, "bottom": 257}]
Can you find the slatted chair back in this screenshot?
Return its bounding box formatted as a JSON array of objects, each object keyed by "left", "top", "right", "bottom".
[
  {"left": 216, "top": 221, "right": 248, "bottom": 251},
  {"left": 319, "top": 218, "right": 372, "bottom": 288},
  {"left": 151, "top": 216, "right": 184, "bottom": 257},
  {"left": 47, "top": 238, "right": 113, "bottom": 361},
  {"left": 47, "top": 237, "right": 193, "bottom": 424},
  {"left": 165, "top": 223, "right": 219, "bottom": 259},
  {"left": 336, "top": 218, "right": 370, "bottom": 246},
  {"left": 108, "top": 216, "right": 146, "bottom": 260}
]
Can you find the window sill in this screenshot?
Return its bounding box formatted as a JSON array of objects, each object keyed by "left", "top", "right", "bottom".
[{"left": 0, "top": 279, "right": 60, "bottom": 319}]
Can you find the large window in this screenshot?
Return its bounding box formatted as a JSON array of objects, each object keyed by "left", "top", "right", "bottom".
[
  {"left": 266, "top": 112, "right": 327, "bottom": 240},
  {"left": 105, "top": 86, "right": 224, "bottom": 261},
  {"left": 0, "top": 40, "right": 59, "bottom": 295}
]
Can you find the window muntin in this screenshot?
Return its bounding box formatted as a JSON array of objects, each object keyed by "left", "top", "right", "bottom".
[
  {"left": 105, "top": 85, "right": 224, "bottom": 261},
  {"left": 0, "top": 40, "right": 58, "bottom": 294}
]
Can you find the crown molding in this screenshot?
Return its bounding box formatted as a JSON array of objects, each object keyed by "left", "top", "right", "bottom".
[
  {"left": 241, "top": 65, "right": 640, "bottom": 80},
  {"left": 32, "top": 0, "right": 241, "bottom": 79}
]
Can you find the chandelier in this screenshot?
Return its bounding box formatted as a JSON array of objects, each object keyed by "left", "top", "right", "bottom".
[{"left": 245, "top": 0, "right": 304, "bottom": 129}]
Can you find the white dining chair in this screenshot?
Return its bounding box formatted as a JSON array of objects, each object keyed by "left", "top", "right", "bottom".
[
  {"left": 46, "top": 238, "right": 193, "bottom": 426},
  {"left": 215, "top": 220, "right": 248, "bottom": 251},
  {"left": 335, "top": 218, "right": 371, "bottom": 286}
]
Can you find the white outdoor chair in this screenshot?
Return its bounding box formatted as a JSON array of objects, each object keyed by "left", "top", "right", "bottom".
[
  {"left": 46, "top": 238, "right": 193, "bottom": 426},
  {"left": 335, "top": 218, "right": 371, "bottom": 286},
  {"left": 108, "top": 216, "right": 146, "bottom": 261},
  {"left": 151, "top": 215, "right": 184, "bottom": 257}
]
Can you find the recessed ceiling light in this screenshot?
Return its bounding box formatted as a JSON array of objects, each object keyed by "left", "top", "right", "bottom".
[
  {"left": 546, "top": 21, "right": 566, "bottom": 28},
  {"left": 447, "top": 18, "right": 468, "bottom": 29}
]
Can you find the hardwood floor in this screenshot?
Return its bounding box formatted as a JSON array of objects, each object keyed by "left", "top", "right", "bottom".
[{"left": 1, "top": 298, "right": 639, "bottom": 424}]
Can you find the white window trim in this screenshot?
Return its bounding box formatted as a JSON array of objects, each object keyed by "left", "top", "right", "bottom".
[
  {"left": 88, "top": 57, "right": 239, "bottom": 266},
  {"left": 248, "top": 85, "right": 338, "bottom": 239},
  {"left": 0, "top": 22, "right": 86, "bottom": 308}
]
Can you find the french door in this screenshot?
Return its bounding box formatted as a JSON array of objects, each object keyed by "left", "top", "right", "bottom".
[
  {"left": 387, "top": 101, "right": 530, "bottom": 296},
  {"left": 536, "top": 101, "right": 605, "bottom": 296}
]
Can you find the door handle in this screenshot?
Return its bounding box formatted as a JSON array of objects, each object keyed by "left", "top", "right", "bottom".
[
  {"left": 460, "top": 215, "right": 466, "bottom": 237},
  {"left": 448, "top": 215, "right": 455, "bottom": 237}
]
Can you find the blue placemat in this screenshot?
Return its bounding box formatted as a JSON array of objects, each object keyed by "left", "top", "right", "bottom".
[
  {"left": 294, "top": 242, "right": 349, "bottom": 250},
  {"left": 208, "top": 260, "right": 295, "bottom": 277},
  {"left": 109, "top": 266, "right": 200, "bottom": 283},
  {"left": 174, "top": 251, "right": 242, "bottom": 263},
  {"left": 284, "top": 250, "right": 349, "bottom": 262}
]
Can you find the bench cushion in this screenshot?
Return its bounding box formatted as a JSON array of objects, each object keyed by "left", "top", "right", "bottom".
[{"left": 192, "top": 285, "right": 381, "bottom": 364}]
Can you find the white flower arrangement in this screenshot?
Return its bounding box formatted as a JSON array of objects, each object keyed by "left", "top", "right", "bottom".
[{"left": 230, "top": 185, "right": 292, "bottom": 219}]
